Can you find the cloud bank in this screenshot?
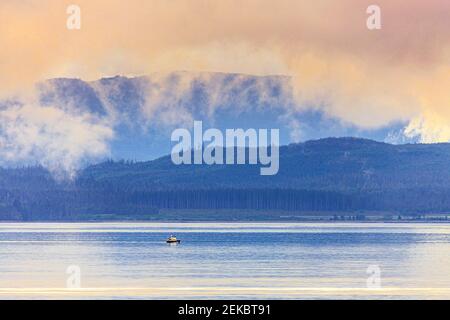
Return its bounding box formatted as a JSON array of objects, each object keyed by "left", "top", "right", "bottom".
[{"left": 1, "top": 0, "right": 450, "bottom": 175}]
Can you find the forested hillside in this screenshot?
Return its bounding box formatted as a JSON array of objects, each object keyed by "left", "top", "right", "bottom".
[{"left": 2, "top": 137, "right": 450, "bottom": 220}]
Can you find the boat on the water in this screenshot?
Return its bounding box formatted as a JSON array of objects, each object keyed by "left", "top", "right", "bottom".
[{"left": 166, "top": 235, "right": 181, "bottom": 244}]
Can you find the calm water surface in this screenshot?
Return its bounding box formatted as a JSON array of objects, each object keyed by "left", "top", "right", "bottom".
[{"left": 0, "top": 222, "right": 450, "bottom": 299}]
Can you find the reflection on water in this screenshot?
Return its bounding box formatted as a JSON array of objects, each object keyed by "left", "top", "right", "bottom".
[{"left": 0, "top": 222, "right": 450, "bottom": 299}]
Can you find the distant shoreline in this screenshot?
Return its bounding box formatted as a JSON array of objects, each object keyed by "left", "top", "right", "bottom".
[
  {"left": 1, "top": 218, "right": 450, "bottom": 224},
  {"left": 2, "top": 209, "right": 450, "bottom": 223}
]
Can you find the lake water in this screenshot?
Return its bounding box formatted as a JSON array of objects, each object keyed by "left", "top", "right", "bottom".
[{"left": 1, "top": 222, "right": 450, "bottom": 299}]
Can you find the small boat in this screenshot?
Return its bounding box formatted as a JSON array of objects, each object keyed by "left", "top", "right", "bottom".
[{"left": 166, "top": 235, "right": 181, "bottom": 244}]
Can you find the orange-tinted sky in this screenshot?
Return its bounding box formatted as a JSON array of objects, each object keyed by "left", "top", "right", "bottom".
[{"left": 1, "top": 0, "right": 450, "bottom": 142}]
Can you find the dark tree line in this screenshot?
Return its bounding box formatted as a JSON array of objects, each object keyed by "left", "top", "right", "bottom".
[{"left": 2, "top": 187, "right": 450, "bottom": 221}]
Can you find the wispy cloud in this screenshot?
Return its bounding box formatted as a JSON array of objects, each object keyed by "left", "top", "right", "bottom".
[{"left": 0, "top": 99, "right": 113, "bottom": 179}]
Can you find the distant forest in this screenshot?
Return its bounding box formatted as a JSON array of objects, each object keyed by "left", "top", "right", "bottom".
[{"left": 2, "top": 138, "right": 450, "bottom": 221}]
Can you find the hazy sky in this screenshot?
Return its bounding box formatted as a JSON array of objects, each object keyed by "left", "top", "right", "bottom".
[{"left": 1, "top": 0, "right": 450, "bottom": 175}]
